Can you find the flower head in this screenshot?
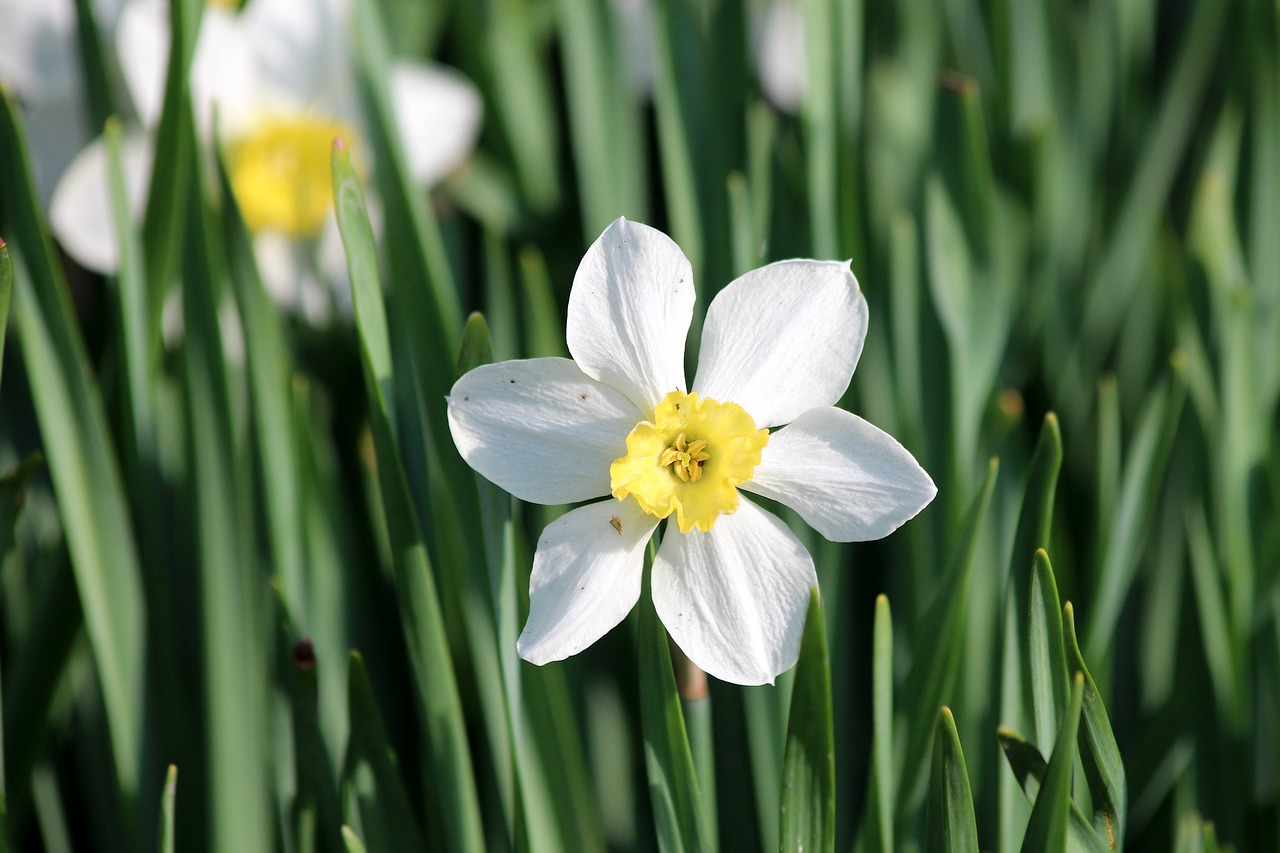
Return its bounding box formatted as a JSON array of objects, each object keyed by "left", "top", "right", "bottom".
[
  {"left": 47, "top": 0, "right": 481, "bottom": 319},
  {"left": 448, "top": 218, "right": 936, "bottom": 685}
]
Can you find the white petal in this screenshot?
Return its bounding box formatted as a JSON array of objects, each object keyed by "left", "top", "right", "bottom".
[
  {"left": 567, "top": 218, "right": 695, "bottom": 413},
  {"left": 755, "top": 0, "right": 807, "bottom": 113},
  {"left": 518, "top": 499, "right": 657, "bottom": 664},
  {"left": 243, "top": 0, "right": 351, "bottom": 108},
  {"left": 744, "top": 407, "right": 936, "bottom": 542},
  {"left": 447, "top": 358, "right": 642, "bottom": 504},
  {"left": 49, "top": 133, "right": 153, "bottom": 274},
  {"left": 21, "top": 96, "right": 90, "bottom": 206},
  {"left": 189, "top": 8, "right": 258, "bottom": 138},
  {"left": 0, "top": 0, "right": 80, "bottom": 101},
  {"left": 652, "top": 496, "right": 816, "bottom": 685},
  {"left": 692, "top": 259, "right": 867, "bottom": 428},
  {"left": 389, "top": 62, "right": 483, "bottom": 187},
  {"left": 116, "top": 0, "right": 169, "bottom": 127}
]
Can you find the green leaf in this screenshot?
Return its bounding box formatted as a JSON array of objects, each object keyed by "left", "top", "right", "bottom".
[
  {"left": 924, "top": 708, "right": 979, "bottom": 852},
  {"left": 141, "top": 0, "right": 202, "bottom": 323},
  {"left": 332, "top": 141, "right": 486, "bottom": 853},
  {"left": 158, "top": 765, "right": 177, "bottom": 853},
  {"left": 1, "top": 88, "right": 147, "bottom": 808},
  {"left": 341, "top": 653, "right": 426, "bottom": 851},
  {"left": 181, "top": 138, "right": 273, "bottom": 853},
  {"left": 999, "top": 414, "right": 1062, "bottom": 849},
  {"left": 0, "top": 454, "right": 39, "bottom": 568},
  {"left": 340, "top": 827, "right": 368, "bottom": 853},
  {"left": 0, "top": 238, "right": 10, "bottom": 387},
  {"left": 1028, "top": 550, "right": 1069, "bottom": 752},
  {"left": 1063, "top": 604, "right": 1127, "bottom": 848},
  {"left": 899, "top": 458, "right": 998, "bottom": 808},
  {"left": 1021, "top": 674, "right": 1085, "bottom": 853},
  {"left": 996, "top": 728, "right": 1109, "bottom": 853},
  {"left": 780, "top": 588, "right": 835, "bottom": 853},
  {"left": 638, "top": 558, "right": 713, "bottom": 853},
  {"left": 866, "top": 594, "right": 894, "bottom": 852}
]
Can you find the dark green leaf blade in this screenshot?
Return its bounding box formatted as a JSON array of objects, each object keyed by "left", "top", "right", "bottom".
[
  {"left": 780, "top": 588, "right": 835, "bottom": 853},
  {"left": 996, "top": 728, "right": 1110, "bottom": 853},
  {"left": 638, "top": 563, "right": 712, "bottom": 853},
  {"left": 341, "top": 653, "right": 426, "bottom": 851},
  {"left": 1064, "top": 604, "right": 1127, "bottom": 847},
  {"left": 925, "top": 708, "right": 979, "bottom": 852},
  {"left": 1028, "top": 550, "right": 1069, "bottom": 752},
  {"left": 331, "top": 140, "right": 486, "bottom": 853},
  {"left": 1021, "top": 674, "right": 1085, "bottom": 853}
]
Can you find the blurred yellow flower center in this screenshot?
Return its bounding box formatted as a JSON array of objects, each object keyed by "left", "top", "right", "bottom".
[
  {"left": 228, "top": 116, "right": 355, "bottom": 236},
  {"left": 610, "top": 391, "right": 768, "bottom": 534}
]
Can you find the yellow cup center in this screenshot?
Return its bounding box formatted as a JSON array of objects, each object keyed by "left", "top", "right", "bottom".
[
  {"left": 228, "top": 116, "right": 355, "bottom": 237},
  {"left": 610, "top": 391, "right": 768, "bottom": 533}
]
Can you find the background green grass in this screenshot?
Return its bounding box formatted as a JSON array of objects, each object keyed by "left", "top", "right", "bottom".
[{"left": 1, "top": 0, "right": 1277, "bottom": 850}]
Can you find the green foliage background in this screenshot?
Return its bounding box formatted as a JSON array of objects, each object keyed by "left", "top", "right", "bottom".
[{"left": 1, "top": 0, "right": 1277, "bottom": 851}]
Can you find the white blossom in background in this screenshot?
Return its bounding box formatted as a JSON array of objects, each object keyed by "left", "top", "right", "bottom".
[
  {"left": 448, "top": 218, "right": 936, "bottom": 685},
  {"left": 49, "top": 0, "right": 482, "bottom": 322},
  {"left": 0, "top": 0, "right": 126, "bottom": 203}
]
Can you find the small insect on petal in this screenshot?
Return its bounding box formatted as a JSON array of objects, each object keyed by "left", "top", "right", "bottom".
[{"left": 609, "top": 515, "right": 623, "bottom": 535}]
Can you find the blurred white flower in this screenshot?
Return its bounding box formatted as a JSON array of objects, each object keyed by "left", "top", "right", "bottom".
[
  {"left": 49, "top": 0, "right": 482, "bottom": 321},
  {"left": 0, "top": 0, "right": 125, "bottom": 202},
  {"left": 448, "top": 218, "right": 935, "bottom": 685}
]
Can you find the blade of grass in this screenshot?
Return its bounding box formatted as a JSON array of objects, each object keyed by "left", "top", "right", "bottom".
[
  {"left": 867, "top": 594, "right": 894, "bottom": 852},
  {"left": 898, "top": 458, "right": 998, "bottom": 809},
  {"left": 639, "top": 551, "right": 713, "bottom": 853},
  {"left": 181, "top": 133, "right": 273, "bottom": 853},
  {"left": 1027, "top": 551, "right": 1068, "bottom": 752},
  {"left": 995, "top": 728, "right": 1108, "bottom": 853},
  {"left": 999, "top": 413, "right": 1062, "bottom": 852},
  {"left": 1, "top": 90, "right": 147, "bottom": 814},
  {"left": 332, "top": 140, "right": 486, "bottom": 853},
  {"left": 158, "top": 766, "right": 177, "bottom": 853},
  {"left": 924, "top": 708, "right": 979, "bottom": 852},
  {"left": 341, "top": 653, "right": 426, "bottom": 851},
  {"left": 780, "top": 588, "right": 834, "bottom": 853},
  {"left": 0, "top": 239, "right": 10, "bottom": 385},
  {"left": 1063, "top": 604, "right": 1126, "bottom": 848},
  {"left": 1020, "top": 674, "right": 1084, "bottom": 853}
]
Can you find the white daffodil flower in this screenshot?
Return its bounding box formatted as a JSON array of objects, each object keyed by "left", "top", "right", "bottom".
[
  {"left": 49, "top": 0, "right": 481, "bottom": 320},
  {"left": 448, "top": 218, "right": 936, "bottom": 685},
  {"left": 0, "top": 0, "right": 125, "bottom": 203}
]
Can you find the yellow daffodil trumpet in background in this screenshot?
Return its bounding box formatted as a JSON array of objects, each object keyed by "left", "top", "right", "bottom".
[
  {"left": 448, "top": 218, "right": 936, "bottom": 686},
  {"left": 47, "top": 0, "right": 481, "bottom": 321}
]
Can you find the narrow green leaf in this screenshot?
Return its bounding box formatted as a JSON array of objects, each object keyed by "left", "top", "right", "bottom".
[
  {"left": 332, "top": 142, "right": 486, "bottom": 853},
  {"left": 342, "top": 653, "right": 426, "bottom": 851},
  {"left": 284, "top": 635, "right": 343, "bottom": 853},
  {"left": 996, "top": 728, "right": 1109, "bottom": 853},
  {"left": 0, "top": 238, "right": 10, "bottom": 386},
  {"left": 0, "top": 455, "right": 41, "bottom": 595},
  {"left": 999, "top": 414, "right": 1062, "bottom": 852},
  {"left": 868, "top": 594, "right": 894, "bottom": 852},
  {"left": 1021, "top": 675, "right": 1085, "bottom": 853},
  {"left": 1085, "top": 366, "right": 1186, "bottom": 659},
  {"left": 1063, "top": 604, "right": 1127, "bottom": 848},
  {"left": 340, "top": 827, "right": 368, "bottom": 853},
  {"left": 181, "top": 139, "right": 272, "bottom": 853},
  {"left": 141, "top": 0, "right": 201, "bottom": 322},
  {"left": 1, "top": 89, "right": 147, "bottom": 808},
  {"left": 780, "top": 588, "right": 834, "bottom": 853},
  {"left": 1027, "top": 550, "right": 1069, "bottom": 752},
  {"left": 70, "top": 0, "right": 116, "bottom": 131},
  {"left": 158, "top": 766, "right": 177, "bottom": 853},
  {"left": 899, "top": 458, "right": 998, "bottom": 808},
  {"left": 212, "top": 138, "right": 306, "bottom": 612},
  {"left": 638, "top": 558, "right": 712, "bottom": 853},
  {"left": 924, "top": 708, "right": 979, "bottom": 852}
]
